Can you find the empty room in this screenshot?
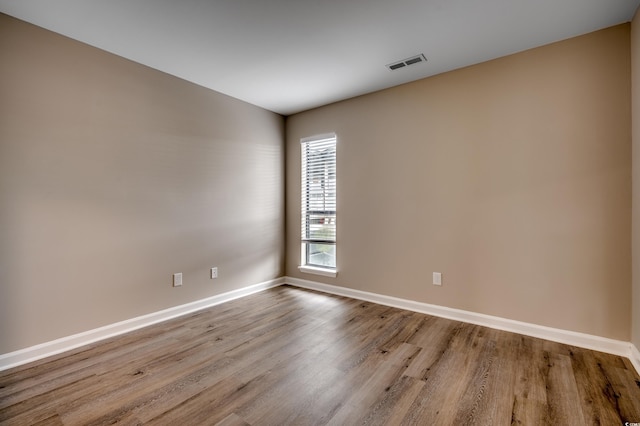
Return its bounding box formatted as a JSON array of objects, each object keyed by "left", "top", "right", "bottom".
[{"left": 1, "top": 0, "right": 640, "bottom": 424}]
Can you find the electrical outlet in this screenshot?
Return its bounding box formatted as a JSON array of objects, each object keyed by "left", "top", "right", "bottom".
[
  {"left": 211, "top": 267, "right": 218, "bottom": 279},
  {"left": 433, "top": 272, "right": 442, "bottom": 286},
  {"left": 173, "top": 273, "right": 183, "bottom": 287}
]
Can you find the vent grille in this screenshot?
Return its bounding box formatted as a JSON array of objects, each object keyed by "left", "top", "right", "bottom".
[{"left": 386, "top": 54, "right": 427, "bottom": 71}]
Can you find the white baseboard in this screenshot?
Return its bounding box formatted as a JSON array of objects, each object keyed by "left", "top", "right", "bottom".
[
  {"left": 284, "top": 277, "right": 636, "bottom": 366},
  {"left": 3, "top": 276, "right": 638, "bottom": 377},
  {"left": 631, "top": 344, "right": 640, "bottom": 376},
  {"left": 0, "top": 277, "right": 284, "bottom": 372}
]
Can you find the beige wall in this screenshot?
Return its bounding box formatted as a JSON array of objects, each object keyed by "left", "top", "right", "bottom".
[
  {"left": 286, "top": 24, "right": 632, "bottom": 340},
  {"left": 0, "top": 14, "right": 285, "bottom": 354},
  {"left": 632, "top": 9, "right": 640, "bottom": 350}
]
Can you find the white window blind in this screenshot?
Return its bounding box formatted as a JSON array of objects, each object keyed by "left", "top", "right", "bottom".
[{"left": 301, "top": 134, "right": 336, "bottom": 269}]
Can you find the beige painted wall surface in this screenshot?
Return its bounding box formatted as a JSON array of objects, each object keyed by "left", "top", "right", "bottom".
[
  {"left": 286, "top": 25, "right": 632, "bottom": 340},
  {"left": 0, "top": 14, "right": 285, "bottom": 354},
  {"left": 632, "top": 9, "right": 640, "bottom": 350}
]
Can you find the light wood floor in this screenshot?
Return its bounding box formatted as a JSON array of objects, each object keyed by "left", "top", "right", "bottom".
[{"left": 1, "top": 285, "right": 639, "bottom": 425}]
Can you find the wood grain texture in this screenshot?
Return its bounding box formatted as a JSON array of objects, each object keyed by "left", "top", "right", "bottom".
[{"left": 1, "top": 285, "right": 639, "bottom": 425}]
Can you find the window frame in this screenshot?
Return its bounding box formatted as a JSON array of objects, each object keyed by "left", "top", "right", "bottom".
[{"left": 299, "top": 133, "right": 337, "bottom": 277}]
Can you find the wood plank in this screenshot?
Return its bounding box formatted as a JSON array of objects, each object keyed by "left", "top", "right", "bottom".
[
  {"left": 215, "top": 413, "right": 250, "bottom": 426},
  {"left": 326, "top": 343, "right": 422, "bottom": 425},
  {"left": 510, "top": 335, "right": 551, "bottom": 425},
  {"left": 599, "top": 362, "right": 640, "bottom": 423},
  {"left": 544, "top": 351, "right": 587, "bottom": 425},
  {"left": 401, "top": 323, "right": 492, "bottom": 424},
  {"left": 359, "top": 374, "right": 426, "bottom": 426},
  {"left": 450, "top": 328, "right": 515, "bottom": 425},
  {"left": 569, "top": 348, "right": 631, "bottom": 425}
]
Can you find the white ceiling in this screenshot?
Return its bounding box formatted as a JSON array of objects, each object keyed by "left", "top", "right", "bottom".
[{"left": 1, "top": 1, "right": 638, "bottom": 115}]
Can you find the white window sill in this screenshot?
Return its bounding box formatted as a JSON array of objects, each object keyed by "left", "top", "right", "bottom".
[{"left": 298, "top": 265, "right": 337, "bottom": 278}]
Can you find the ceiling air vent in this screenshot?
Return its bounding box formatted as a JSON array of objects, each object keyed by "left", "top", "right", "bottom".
[{"left": 386, "top": 54, "right": 427, "bottom": 71}]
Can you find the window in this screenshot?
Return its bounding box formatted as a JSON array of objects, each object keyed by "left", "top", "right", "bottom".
[{"left": 300, "top": 134, "right": 337, "bottom": 275}]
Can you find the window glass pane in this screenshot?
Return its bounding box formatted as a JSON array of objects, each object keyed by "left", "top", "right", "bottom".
[{"left": 306, "top": 243, "right": 336, "bottom": 268}]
